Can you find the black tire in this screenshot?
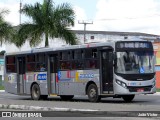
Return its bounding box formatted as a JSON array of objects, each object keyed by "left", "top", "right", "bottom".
[
  {"left": 87, "top": 84, "right": 101, "bottom": 102},
  {"left": 31, "top": 84, "right": 41, "bottom": 100},
  {"left": 122, "top": 95, "right": 135, "bottom": 102},
  {"left": 60, "top": 95, "right": 74, "bottom": 101}
]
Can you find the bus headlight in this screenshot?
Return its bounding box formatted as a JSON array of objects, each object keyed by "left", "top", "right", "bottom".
[{"left": 116, "top": 79, "right": 127, "bottom": 89}]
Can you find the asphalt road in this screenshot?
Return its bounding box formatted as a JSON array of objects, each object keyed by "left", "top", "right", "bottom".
[
  {"left": 0, "top": 92, "right": 160, "bottom": 111},
  {"left": 0, "top": 92, "right": 160, "bottom": 120}
]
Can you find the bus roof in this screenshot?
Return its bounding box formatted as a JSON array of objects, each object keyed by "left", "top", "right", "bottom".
[{"left": 5, "top": 39, "right": 151, "bottom": 56}]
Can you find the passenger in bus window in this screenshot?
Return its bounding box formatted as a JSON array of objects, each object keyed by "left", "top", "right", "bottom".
[
  {"left": 61, "top": 62, "right": 66, "bottom": 69},
  {"left": 131, "top": 55, "right": 136, "bottom": 68},
  {"left": 123, "top": 52, "right": 130, "bottom": 63},
  {"left": 66, "top": 61, "right": 71, "bottom": 69},
  {"left": 90, "top": 60, "right": 96, "bottom": 68},
  {"left": 77, "top": 61, "right": 83, "bottom": 69},
  {"left": 40, "top": 64, "right": 45, "bottom": 71},
  {"left": 123, "top": 53, "right": 130, "bottom": 70}
]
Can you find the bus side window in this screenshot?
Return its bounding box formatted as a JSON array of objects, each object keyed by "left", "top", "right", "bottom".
[
  {"left": 26, "top": 54, "right": 36, "bottom": 72},
  {"left": 72, "top": 60, "right": 83, "bottom": 69},
  {"left": 27, "top": 64, "right": 31, "bottom": 71},
  {"left": 72, "top": 50, "right": 84, "bottom": 69},
  {"left": 60, "top": 51, "right": 71, "bottom": 70},
  {"left": 40, "top": 64, "right": 45, "bottom": 71},
  {"left": 90, "top": 60, "right": 96, "bottom": 68},
  {"left": 85, "top": 60, "right": 98, "bottom": 69},
  {"left": 84, "top": 48, "right": 98, "bottom": 69},
  {"left": 36, "top": 63, "right": 46, "bottom": 71},
  {"left": 85, "top": 49, "right": 92, "bottom": 58},
  {"left": 6, "top": 56, "right": 16, "bottom": 73},
  {"left": 36, "top": 54, "right": 46, "bottom": 71},
  {"left": 27, "top": 63, "right": 35, "bottom": 72},
  {"left": 60, "top": 62, "right": 66, "bottom": 69}
]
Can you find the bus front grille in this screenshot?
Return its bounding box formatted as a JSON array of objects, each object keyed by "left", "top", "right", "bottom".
[{"left": 127, "top": 85, "right": 152, "bottom": 92}]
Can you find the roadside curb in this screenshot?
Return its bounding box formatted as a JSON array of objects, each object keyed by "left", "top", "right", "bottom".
[
  {"left": 0, "top": 90, "right": 5, "bottom": 92},
  {"left": 0, "top": 104, "right": 98, "bottom": 111},
  {"left": 153, "top": 92, "right": 160, "bottom": 95},
  {"left": 144, "top": 92, "right": 160, "bottom": 95}
]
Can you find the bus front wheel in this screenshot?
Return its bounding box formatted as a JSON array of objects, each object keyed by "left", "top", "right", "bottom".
[
  {"left": 31, "top": 84, "right": 48, "bottom": 100},
  {"left": 122, "top": 95, "right": 135, "bottom": 102},
  {"left": 31, "top": 84, "right": 41, "bottom": 100},
  {"left": 87, "top": 84, "right": 101, "bottom": 102}
]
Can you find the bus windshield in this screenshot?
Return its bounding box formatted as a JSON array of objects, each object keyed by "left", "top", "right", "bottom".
[{"left": 115, "top": 51, "right": 154, "bottom": 74}]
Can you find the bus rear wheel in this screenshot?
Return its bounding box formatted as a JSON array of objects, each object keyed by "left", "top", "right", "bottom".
[
  {"left": 60, "top": 95, "right": 74, "bottom": 101},
  {"left": 31, "top": 84, "right": 41, "bottom": 100},
  {"left": 87, "top": 84, "right": 101, "bottom": 102},
  {"left": 122, "top": 95, "right": 135, "bottom": 102}
]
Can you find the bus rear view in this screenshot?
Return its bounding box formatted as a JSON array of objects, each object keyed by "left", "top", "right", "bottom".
[{"left": 114, "top": 41, "right": 156, "bottom": 102}]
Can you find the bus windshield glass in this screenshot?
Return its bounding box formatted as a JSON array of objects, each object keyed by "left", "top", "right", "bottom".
[{"left": 115, "top": 51, "right": 154, "bottom": 74}]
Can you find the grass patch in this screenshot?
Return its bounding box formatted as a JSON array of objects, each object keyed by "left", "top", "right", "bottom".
[
  {"left": 0, "top": 86, "right": 4, "bottom": 90},
  {"left": 157, "top": 89, "right": 160, "bottom": 92}
]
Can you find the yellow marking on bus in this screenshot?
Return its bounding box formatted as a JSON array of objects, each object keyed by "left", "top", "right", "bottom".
[
  {"left": 75, "top": 71, "right": 87, "bottom": 82},
  {"left": 49, "top": 94, "right": 57, "bottom": 96},
  {"left": 75, "top": 72, "right": 79, "bottom": 82}
]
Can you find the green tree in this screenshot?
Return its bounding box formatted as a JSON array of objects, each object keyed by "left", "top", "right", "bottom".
[
  {"left": 0, "top": 50, "right": 5, "bottom": 55},
  {"left": 17, "top": 0, "right": 77, "bottom": 47},
  {"left": 0, "top": 9, "right": 14, "bottom": 45}
]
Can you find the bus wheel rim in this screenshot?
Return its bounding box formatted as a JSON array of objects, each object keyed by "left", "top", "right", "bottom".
[
  {"left": 90, "top": 88, "right": 96, "bottom": 98},
  {"left": 33, "top": 87, "right": 39, "bottom": 97}
]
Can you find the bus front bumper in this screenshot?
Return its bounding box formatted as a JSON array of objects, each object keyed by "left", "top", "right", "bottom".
[{"left": 114, "top": 82, "right": 156, "bottom": 95}]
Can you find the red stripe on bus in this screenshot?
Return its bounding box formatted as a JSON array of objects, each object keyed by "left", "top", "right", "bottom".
[
  {"left": 24, "top": 74, "right": 26, "bottom": 80},
  {"left": 67, "top": 71, "right": 70, "bottom": 78},
  {"left": 56, "top": 74, "right": 58, "bottom": 83},
  {"left": 34, "top": 74, "right": 36, "bottom": 81}
]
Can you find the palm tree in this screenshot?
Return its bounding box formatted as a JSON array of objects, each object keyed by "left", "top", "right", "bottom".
[
  {"left": 17, "top": 0, "right": 77, "bottom": 47},
  {"left": 0, "top": 9, "right": 14, "bottom": 45}
]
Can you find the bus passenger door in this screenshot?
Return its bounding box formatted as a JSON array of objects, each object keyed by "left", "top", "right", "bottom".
[
  {"left": 48, "top": 55, "right": 58, "bottom": 94},
  {"left": 17, "top": 57, "right": 26, "bottom": 94},
  {"left": 100, "top": 50, "right": 113, "bottom": 94}
]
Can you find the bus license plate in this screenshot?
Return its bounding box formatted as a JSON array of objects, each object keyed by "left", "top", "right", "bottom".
[{"left": 137, "top": 88, "right": 144, "bottom": 92}]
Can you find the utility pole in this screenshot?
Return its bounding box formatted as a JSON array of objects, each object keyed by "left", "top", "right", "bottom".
[
  {"left": 78, "top": 20, "right": 93, "bottom": 43},
  {"left": 20, "top": 0, "right": 22, "bottom": 25}
]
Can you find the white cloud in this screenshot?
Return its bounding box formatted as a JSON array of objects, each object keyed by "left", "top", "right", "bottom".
[
  {"left": 88, "top": 0, "right": 160, "bottom": 35},
  {"left": 0, "top": 2, "right": 19, "bottom": 25},
  {"left": 0, "top": 1, "right": 88, "bottom": 29},
  {"left": 72, "top": 6, "right": 87, "bottom": 30},
  {"left": 0, "top": 0, "right": 43, "bottom": 26},
  {"left": 1, "top": 0, "right": 160, "bottom": 35}
]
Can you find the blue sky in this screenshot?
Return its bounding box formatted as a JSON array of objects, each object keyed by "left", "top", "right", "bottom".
[{"left": 1, "top": 0, "right": 160, "bottom": 35}]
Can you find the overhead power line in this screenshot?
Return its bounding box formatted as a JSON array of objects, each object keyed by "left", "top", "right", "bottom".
[{"left": 94, "top": 14, "right": 160, "bottom": 21}]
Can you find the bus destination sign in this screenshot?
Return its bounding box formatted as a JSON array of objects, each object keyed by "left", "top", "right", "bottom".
[{"left": 116, "top": 41, "right": 152, "bottom": 51}]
